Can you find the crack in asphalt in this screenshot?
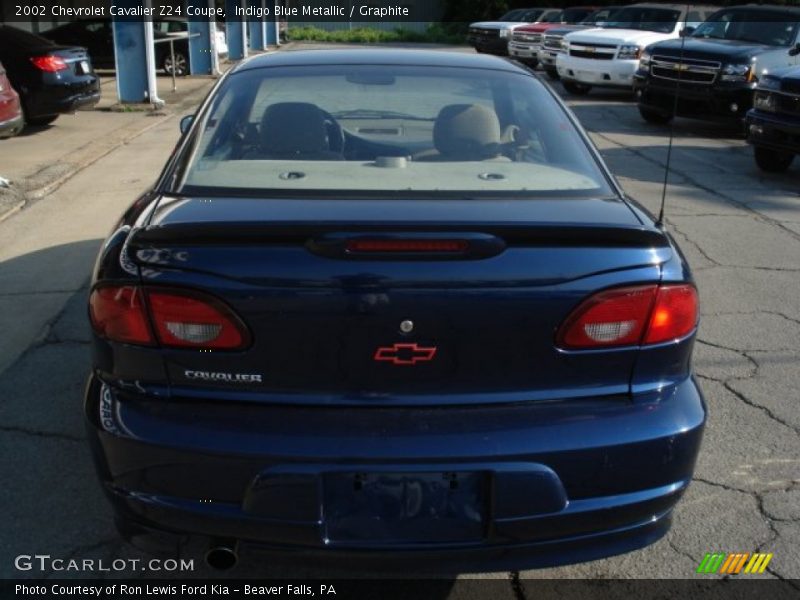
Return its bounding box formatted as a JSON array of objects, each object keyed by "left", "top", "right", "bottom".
[
  {"left": 692, "top": 264, "right": 800, "bottom": 273},
  {"left": 667, "top": 538, "right": 699, "bottom": 565},
  {"left": 509, "top": 571, "right": 526, "bottom": 600},
  {"left": 696, "top": 374, "right": 800, "bottom": 438},
  {"left": 0, "top": 282, "right": 90, "bottom": 379},
  {"left": 665, "top": 218, "right": 722, "bottom": 267},
  {"left": 43, "top": 537, "right": 121, "bottom": 580},
  {"left": 0, "top": 425, "right": 83, "bottom": 442},
  {"left": 587, "top": 127, "right": 800, "bottom": 244},
  {"left": 694, "top": 334, "right": 800, "bottom": 437},
  {"left": 690, "top": 477, "right": 791, "bottom": 580}
]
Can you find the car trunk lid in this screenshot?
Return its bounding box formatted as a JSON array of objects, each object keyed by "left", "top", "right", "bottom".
[{"left": 125, "top": 196, "right": 670, "bottom": 406}]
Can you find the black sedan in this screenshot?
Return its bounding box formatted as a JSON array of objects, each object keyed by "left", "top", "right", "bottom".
[
  {"left": 746, "top": 66, "right": 800, "bottom": 173},
  {"left": 42, "top": 18, "right": 190, "bottom": 76},
  {"left": 0, "top": 25, "right": 100, "bottom": 126}
]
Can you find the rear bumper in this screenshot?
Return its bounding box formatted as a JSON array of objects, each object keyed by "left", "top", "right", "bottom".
[
  {"left": 25, "top": 78, "right": 101, "bottom": 118},
  {"left": 634, "top": 75, "right": 754, "bottom": 121},
  {"left": 85, "top": 375, "right": 706, "bottom": 569},
  {"left": 557, "top": 55, "right": 637, "bottom": 88},
  {"left": 746, "top": 109, "right": 800, "bottom": 155}
]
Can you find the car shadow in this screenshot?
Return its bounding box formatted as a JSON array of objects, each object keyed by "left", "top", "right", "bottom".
[{"left": 13, "top": 122, "right": 56, "bottom": 136}]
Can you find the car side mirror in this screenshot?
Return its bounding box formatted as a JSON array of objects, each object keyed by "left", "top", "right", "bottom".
[
  {"left": 789, "top": 43, "right": 800, "bottom": 57},
  {"left": 179, "top": 114, "right": 194, "bottom": 134},
  {"left": 680, "top": 26, "right": 695, "bottom": 37}
]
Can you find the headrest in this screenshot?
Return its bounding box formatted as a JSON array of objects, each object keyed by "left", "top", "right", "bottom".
[
  {"left": 433, "top": 104, "right": 502, "bottom": 160},
  {"left": 260, "top": 102, "right": 330, "bottom": 155}
]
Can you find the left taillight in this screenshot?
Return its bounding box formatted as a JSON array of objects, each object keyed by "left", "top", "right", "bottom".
[
  {"left": 29, "top": 55, "right": 69, "bottom": 72},
  {"left": 556, "top": 283, "right": 698, "bottom": 350},
  {"left": 89, "top": 286, "right": 154, "bottom": 346},
  {"left": 89, "top": 286, "right": 249, "bottom": 350}
]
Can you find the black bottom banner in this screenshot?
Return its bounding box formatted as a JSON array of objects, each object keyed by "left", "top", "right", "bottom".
[{"left": 3, "top": 579, "right": 800, "bottom": 600}]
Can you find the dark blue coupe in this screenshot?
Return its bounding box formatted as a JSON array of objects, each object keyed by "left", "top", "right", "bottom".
[{"left": 86, "top": 49, "right": 705, "bottom": 572}]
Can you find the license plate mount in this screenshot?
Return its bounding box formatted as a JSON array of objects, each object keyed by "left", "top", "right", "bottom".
[{"left": 323, "top": 471, "right": 486, "bottom": 545}]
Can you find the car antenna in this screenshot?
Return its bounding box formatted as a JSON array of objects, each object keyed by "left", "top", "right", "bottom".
[{"left": 656, "top": 4, "right": 691, "bottom": 229}]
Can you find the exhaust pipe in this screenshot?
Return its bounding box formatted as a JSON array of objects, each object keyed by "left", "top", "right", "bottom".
[{"left": 205, "top": 542, "right": 238, "bottom": 571}]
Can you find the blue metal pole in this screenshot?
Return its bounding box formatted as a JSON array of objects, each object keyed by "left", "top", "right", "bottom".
[
  {"left": 112, "top": 1, "right": 149, "bottom": 103},
  {"left": 225, "top": 0, "right": 247, "bottom": 60},
  {"left": 248, "top": 0, "right": 264, "bottom": 51},
  {"left": 265, "top": 0, "right": 277, "bottom": 47},
  {"left": 186, "top": 0, "right": 213, "bottom": 75}
]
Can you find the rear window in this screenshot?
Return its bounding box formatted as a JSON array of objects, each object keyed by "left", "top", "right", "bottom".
[{"left": 180, "top": 63, "right": 613, "bottom": 198}]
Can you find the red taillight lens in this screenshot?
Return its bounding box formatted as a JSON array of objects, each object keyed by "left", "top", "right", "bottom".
[
  {"left": 643, "top": 284, "right": 698, "bottom": 345},
  {"left": 557, "top": 285, "right": 658, "bottom": 349},
  {"left": 30, "top": 55, "right": 69, "bottom": 72},
  {"left": 556, "top": 284, "right": 698, "bottom": 349},
  {"left": 89, "top": 286, "right": 249, "bottom": 350},
  {"left": 146, "top": 290, "right": 248, "bottom": 350},
  {"left": 89, "top": 286, "right": 154, "bottom": 345},
  {"left": 346, "top": 239, "right": 469, "bottom": 253}
]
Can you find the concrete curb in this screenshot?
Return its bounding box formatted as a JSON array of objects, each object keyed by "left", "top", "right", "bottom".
[{"left": 0, "top": 78, "right": 216, "bottom": 223}]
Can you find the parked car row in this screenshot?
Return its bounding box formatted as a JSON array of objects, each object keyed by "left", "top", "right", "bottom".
[
  {"left": 0, "top": 18, "right": 228, "bottom": 137},
  {"left": 472, "top": 3, "right": 800, "bottom": 173},
  {"left": 509, "top": 6, "right": 621, "bottom": 76}
]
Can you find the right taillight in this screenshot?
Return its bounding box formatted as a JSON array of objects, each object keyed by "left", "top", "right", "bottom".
[
  {"left": 557, "top": 284, "right": 697, "bottom": 350},
  {"left": 642, "top": 284, "right": 698, "bottom": 345},
  {"left": 29, "top": 55, "right": 69, "bottom": 72},
  {"left": 89, "top": 286, "right": 250, "bottom": 350}
]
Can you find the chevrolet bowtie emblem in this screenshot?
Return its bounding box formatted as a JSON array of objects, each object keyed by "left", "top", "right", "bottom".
[
  {"left": 374, "top": 343, "right": 437, "bottom": 366},
  {"left": 673, "top": 63, "right": 689, "bottom": 71},
  {"left": 585, "top": 47, "right": 596, "bottom": 52}
]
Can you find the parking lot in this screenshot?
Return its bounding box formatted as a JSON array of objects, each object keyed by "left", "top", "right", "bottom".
[{"left": 0, "top": 44, "right": 798, "bottom": 586}]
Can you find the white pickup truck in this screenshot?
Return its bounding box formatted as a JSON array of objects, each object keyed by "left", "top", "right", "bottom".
[{"left": 557, "top": 3, "right": 716, "bottom": 95}]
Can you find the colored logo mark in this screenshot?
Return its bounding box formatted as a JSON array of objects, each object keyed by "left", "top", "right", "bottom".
[{"left": 696, "top": 552, "right": 773, "bottom": 575}]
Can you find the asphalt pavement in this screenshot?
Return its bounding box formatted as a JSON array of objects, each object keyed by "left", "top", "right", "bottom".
[{"left": 0, "top": 46, "right": 798, "bottom": 588}]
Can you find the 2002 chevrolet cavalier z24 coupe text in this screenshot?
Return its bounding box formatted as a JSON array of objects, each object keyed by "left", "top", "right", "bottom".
[{"left": 86, "top": 49, "right": 705, "bottom": 572}]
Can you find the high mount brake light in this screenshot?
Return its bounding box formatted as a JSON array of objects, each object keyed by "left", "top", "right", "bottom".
[
  {"left": 89, "top": 286, "right": 249, "bottom": 350},
  {"left": 30, "top": 55, "right": 69, "bottom": 72},
  {"left": 346, "top": 239, "right": 469, "bottom": 253},
  {"left": 557, "top": 284, "right": 698, "bottom": 350}
]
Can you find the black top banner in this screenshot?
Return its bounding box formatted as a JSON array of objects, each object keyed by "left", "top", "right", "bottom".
[{"left": 3, "top": 1, "right": 795, "bottom": 24}]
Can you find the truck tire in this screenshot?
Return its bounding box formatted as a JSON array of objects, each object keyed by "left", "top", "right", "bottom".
[
  {"left": 638, "top": 106, "right": 673, "bottom": 125},
  {"left": 754, "top": 146, "right": 795, "bottom": 173}
]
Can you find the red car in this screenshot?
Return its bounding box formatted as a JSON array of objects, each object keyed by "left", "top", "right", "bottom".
[{"left": 0, "top": 61, "right": 23, "bottom": 138}]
